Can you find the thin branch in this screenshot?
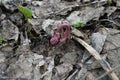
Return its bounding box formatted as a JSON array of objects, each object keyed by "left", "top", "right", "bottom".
[
  {"left": 96, "top": 64, "right": 120, "bottom": 80},
  {"left": 100, "top": 19, "right": 120, "bottom": 27},
  {"left": 72, "top": 36, "right": 119, "bottom": 80}
]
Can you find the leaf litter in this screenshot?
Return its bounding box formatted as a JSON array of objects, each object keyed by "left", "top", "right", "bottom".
[{"left": 0, "top": 0, "right": 120, "bottom": 80}]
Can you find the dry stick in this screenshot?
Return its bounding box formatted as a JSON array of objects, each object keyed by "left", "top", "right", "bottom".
[
  {"left": 100, "top": 19, "right": 120, "bottom": 27},
  {"left": 66, "top": 69, "right": 79, "bottom": 80},
  {"left": 72, "top": 36, "right": 119, "bottom": 80},
  {"left": 96, "top": 64, "right": 120, "bottom": 80}
]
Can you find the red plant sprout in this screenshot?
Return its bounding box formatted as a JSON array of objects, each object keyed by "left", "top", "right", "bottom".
[
  {"left": 50, "top": 23, "right": 70, "bottom": 45},
  {"left": 50, "top": 32, "right": 60, "bottom": 45}
]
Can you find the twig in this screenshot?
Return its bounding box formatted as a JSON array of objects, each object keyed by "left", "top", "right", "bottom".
[
  {"left": 72, "top": 36, "right": 119, "bottom": 80},
  {"left": 96, "top": 64, "right": 120, "bottom": 80},
  {"left": 100, "top": 19, "right": 120, "bottom": 27},
  {"left": 66, "top": 69, "right": 79, "bottom": 80},
  {"left": 0, "top": 76, "right": 17, "bottom": 79}
]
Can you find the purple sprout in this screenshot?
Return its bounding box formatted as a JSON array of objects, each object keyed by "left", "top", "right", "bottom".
[{"left": 50, "top": 23, "right": 70, "bottom": 45}]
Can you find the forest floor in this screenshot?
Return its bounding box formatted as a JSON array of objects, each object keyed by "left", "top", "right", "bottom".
[{"left": 0, "top": 0, "right": 120, "bottom": 80}]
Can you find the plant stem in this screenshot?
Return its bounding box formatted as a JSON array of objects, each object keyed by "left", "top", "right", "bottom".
[{"left": 27, "top": 19, "right": 35, "bottom": 39}]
